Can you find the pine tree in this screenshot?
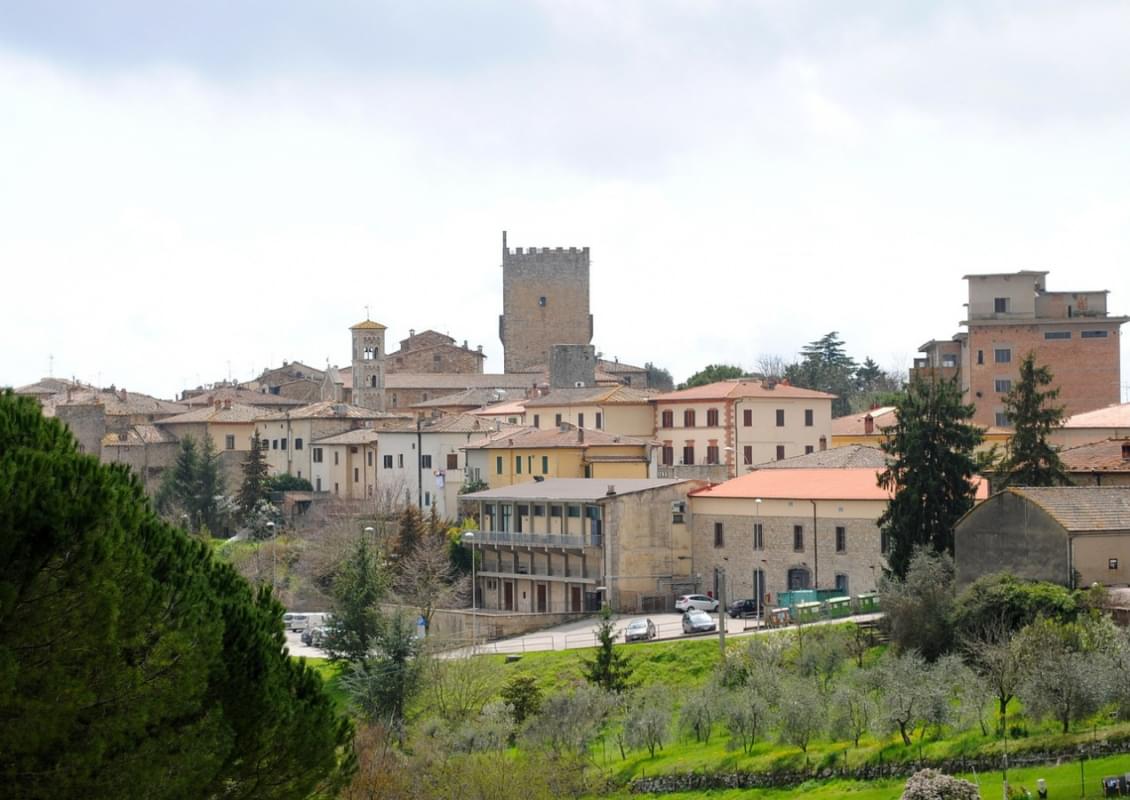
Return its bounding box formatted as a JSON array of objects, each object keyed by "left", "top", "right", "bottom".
[
  {"left": 878, "top": 376, "right": 983, "bottom": 578},
  {"left": 396, "top": 504, "right": 425, "bottom": 559},
  {"left": 996, "top": 354, "right": 1070, "bottom": 489},
  {"left": 195, "top": 434, "right": 224, "bottom": 535},
  {"left": 156, "top": 436, "right": 199, "bottom": 527},
  {"left": 323, "top": 533, "right": 387, "bottom": 662},
  {"left": 785, "top": 332, "right": 857, "bottom": 417},
  {"left": 583, "top": 607, "right": 634, "bottom": 693},
  {"left": 237, "top": 431, "right": 270, "bottom": 519}
]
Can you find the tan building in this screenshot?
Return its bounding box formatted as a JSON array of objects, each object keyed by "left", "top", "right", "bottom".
[
  {"left": 522, "top": 385, "right": 656, "bottom": 438},
  {"left": 689, "top": 466, "right": 892, "bottom": 604},
  {"left": 652, "top": 379, "right": 835, "bottom": 481},
  {"left": 387, "top": 329, "right": 486, "bottom": 374},
  {"left": 1051, "top": 403, "right": 1130, "bottom": 449},
  {"left": 955, "top": 487, "right": 1130, "bottom": 589},
  {"left": 180, "top": 385, "right": 306, "bottom": 413},
  {"left": 916, "top": 271, "right": 1127, "bottom": 428},
  {"left": 470, "top": 398, "right": 528, "bottom": 426},
  {"left": 157, "top": 400, "right": 261, "bottom": 453},
  {"left": 309, "top": 429, "right": 381, "bottom": 499},
  {"left": 463, "top": 478, "right": 707, "bottom": 614},
  {"left": 463, "top": 424, "right": 656, "bottom": 488},
  {"left": 254, "top": 401, "right": 409, "bottom": 484},
  {"left": 830, "top": 405, "right": 1011, "bottom": 455},
  {"left": 499, "top": 232, "right": 593, "bottom": 373},
  {"left": 411, "top": 387, "right": 527, "bottom": 416}
]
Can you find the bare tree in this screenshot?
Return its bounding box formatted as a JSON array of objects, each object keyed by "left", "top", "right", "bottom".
[
  {"left": 961, "top": 616, "right": 1024, "bottom": 734},
  {"left": 424, "top": 655, "right": 505, "bottom": 725},
  {"left": 394, "top": 532, "right": 468, "bottom": 635},
  {"left": 755, "top": 354, "right": 790, "bottom": 379}
]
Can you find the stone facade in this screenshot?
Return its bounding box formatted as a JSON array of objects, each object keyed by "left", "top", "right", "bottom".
[
  {"left": 499, "top": 231, "right": 593, "bottom": 373},
  {"left": 386, "top": 329, "right": 485, "bottom": 374},
  {"left": 350, "top": 320, "right": 387, "bottom": 412},
  {"left": 548, "top": 344, "right": 597, "bottom": 388}
]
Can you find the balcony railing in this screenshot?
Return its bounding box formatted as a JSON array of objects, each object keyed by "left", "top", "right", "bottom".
[{"left": 470, "top": 529, "right": 602, "bottom": 549}]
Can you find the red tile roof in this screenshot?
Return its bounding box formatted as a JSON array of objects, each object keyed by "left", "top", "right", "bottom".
[
  {"left": 653, "top": 379, "right": 837, "bottom": 403},
  {"left": 691, "top": 467, "right": 988, "bottom": 501},
  {"left": 1059, "top": 438, "right": 1130, "bottom": 473},
  {"left": 1062, "top": 403, "right": 1130, "bottom": 429}
]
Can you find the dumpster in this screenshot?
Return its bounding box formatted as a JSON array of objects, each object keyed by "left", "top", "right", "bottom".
[
  {"left": 854, "top": 592, "right": 880, "bottom": 613},
  {"left": 794, "top": 601, "right": 822, "bottom": 624},
  {"left": 825, "top": 596, "right": 852, "bottom": 619}
]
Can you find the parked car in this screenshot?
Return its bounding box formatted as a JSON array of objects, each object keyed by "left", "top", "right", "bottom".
[
  {"left": 302, "top": 622, "right": 338, "bottom": 647},
  {"left": 675, "top": 594, "right": 719, "bottom": 613},
  {"left": 681, "top": 609, "right": 717, "bottom": 634},
  {"left": 728, "top": 598, "right": 762, "bottom": 619},
  {"left": 624, "top": 618, "right": 657, "bottom": 643}
]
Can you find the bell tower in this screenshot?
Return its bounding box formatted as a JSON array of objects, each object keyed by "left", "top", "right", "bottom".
[{"left": 351, "top": 318, "right": 387, "bottom": 411}]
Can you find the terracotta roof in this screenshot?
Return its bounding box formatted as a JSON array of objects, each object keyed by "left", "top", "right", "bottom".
[
  {"left": 254, "top": 401, "right": 410, "bottom": 422},
  {"left": 597, "top": 358, "right": 648, "bottom": 374},
  {"left": 379, "top": 413, "right": 525, "bottom": 436},
  {"left": 830, "top": 407, "right": 899, "bottom": 436},
  {"left": 523, "top": 385, "right": 656, "bottom": 408},
  {"left": 1005, "top": 487, "right": 1130, "bottom": 531},
  {"left": 157, "top": 403, "right": 264, "bottom": 425},
  {"left": 463, "top": 478, "right": 695, "bottom": 502},
  {"left": 47, "top": 390, "right": 187, "bottom": 417},
  {"left": 350, "top": 319, "right": 387, "bottom": 330},
  {"left": 14, "top": 377, "right": 91, "bottom": 396},
  {"left": 411, "top": 387, "right": 526, "bottom": 409},
  {"left": 691, "top": 467, "right": 894, "bottom": 501},
  {"left": 1059, "top": 439, "right": 1130, "bottom": 473},
  {"left": 181, "top": 387, "right": 306, "bottom": 407},
  {"left": 654, "top": 379, "right": 837, "bottom": 403},
  {"left": 312, "top": 429, "right": 381, "bottom": 446},
  {"left": 101, "top": 424, "right": 178, "bottom": 447},
  {"left": 470, "top": 398, "right": 528, "bottom": 417},
  {"left": 464, "top": 425, "right": 653, "bottom": 451},
  {"left": 754, "top": 445, "right": 889, "bottom": 470},
  {"left": 1062, "top": 403, "right": 1130, "bottom": 429}
]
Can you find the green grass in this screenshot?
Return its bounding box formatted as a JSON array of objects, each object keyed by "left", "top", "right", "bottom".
[{"left": 305, "top": 657, "right": 349, "bottom": 711}]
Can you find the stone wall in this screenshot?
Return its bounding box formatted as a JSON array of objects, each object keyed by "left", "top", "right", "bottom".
[
  {"left": 954, "top": 492, "right": 1070, "bottom": 589},
  {"left": 55, "top": 403, "right": 107, "bottom": 456}
]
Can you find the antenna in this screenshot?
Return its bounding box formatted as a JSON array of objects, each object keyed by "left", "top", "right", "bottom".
[
  {"left": 364, "top": 304, "right": 370, "bottom": 320},
  {"left": 48, "top": 353, "right": 54, "bottom": 377}
]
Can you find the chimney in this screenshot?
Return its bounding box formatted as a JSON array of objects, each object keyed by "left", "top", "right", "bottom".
[
  {"left": 409, "top": 329, "right": 415, "bottom": 338},
  {"left": 214, "top": 400, "right": 222, "bottom": 410},
  {"left": 223, "top": 399, "right": 232, "bottom": 410},
  {"left": 864, "top": 414, "right": 874, "bottom": 435},
  {"left": 1122, "top": 442, "right": 1130, "bottom": 461},
  {"left": 477, "top": 345, "right": 483, "bottom": 353},
  {"left": 606, "top": 484, "right": 616, "bottom": 496},
  {"left": 119, "top": 388, "right": 128, "bottom": 402},
  {"left": 763, "top": 377, "right": 777, "bottom": 390}
]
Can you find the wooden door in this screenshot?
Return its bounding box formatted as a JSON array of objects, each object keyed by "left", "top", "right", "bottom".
[
  {"left": 504, "top": 581, "right": 514, "bottom": 611},
  {"left": 536, "top": 584, "right": 547, "bottom": 613},
  {"left": 570, "top": 586, "right": 582, "bottom": 612}
]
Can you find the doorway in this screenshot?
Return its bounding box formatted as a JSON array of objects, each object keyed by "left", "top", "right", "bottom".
[
  {"left": 787, "top": 567, "right": 811, "bottom": 590},
  {"left": 504, "top": 582, "right": 514, "bottom": 611},
  {"left": 536, "top": 584, "right": 547, "bottom": 613},
  {"left": 570, "top": 585, "right": 582, "bottom": 612}
]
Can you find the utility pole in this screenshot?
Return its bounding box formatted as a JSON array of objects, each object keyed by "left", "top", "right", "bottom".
[{"left": 716, "top": 566, "right": 727, "bottom": 656}]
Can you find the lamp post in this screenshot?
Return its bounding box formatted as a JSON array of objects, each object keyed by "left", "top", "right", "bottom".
[
  {"left": 754, "top": 498, "right": 763, "bottom": 627},
  {"left": 265, "top": 521, "right": 276, "bottom": 593},
  {"left": 463, "top": 531, "right": 476, "bottom": 653}
]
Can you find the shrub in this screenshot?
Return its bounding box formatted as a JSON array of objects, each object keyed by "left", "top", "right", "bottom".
[{"left": 901, "top": 768, "right": 979, "bottom": 800}]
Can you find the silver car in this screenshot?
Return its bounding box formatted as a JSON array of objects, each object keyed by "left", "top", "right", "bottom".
[
  {"left": 682, "top": 609, "right": 717, "bottom": 635},
  {"left": 624, "top": 618, "right": 657, "bottom": 643}
]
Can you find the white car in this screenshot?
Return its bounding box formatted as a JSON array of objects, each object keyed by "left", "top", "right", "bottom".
[{"left": 675, "top": 594, "right": 719, "bottom": 613}]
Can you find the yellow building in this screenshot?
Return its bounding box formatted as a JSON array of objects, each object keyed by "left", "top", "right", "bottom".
[
  {"left": 830, "top": 406, "right": 1011, "bottom": 453},
  {"left": 464, "top": 424, "right": 656, "bottom": 488},
  {"left": 522, "top": 385, "right": 656, "bottom": 438},
  {"left": 309, "top": 429, "right": 380, "bottom": 499},
  {"left": 157, "top": 399, "right": 260, "bottom": 454}
]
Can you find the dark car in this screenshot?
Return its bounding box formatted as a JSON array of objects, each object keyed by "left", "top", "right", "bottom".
[
  {"left": 728, "top": 599, "right": 762, "bottom": 619},
  {"left": 681, "top": 609, "right": 717, "bottom": 635},
  {"left": 624, "top": 618, "right": 657, "bottom": 643}
]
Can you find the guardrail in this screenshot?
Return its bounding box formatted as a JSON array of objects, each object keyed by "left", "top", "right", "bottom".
[{"left": 472, "top": 530, "right": 602, "bottom": 548}]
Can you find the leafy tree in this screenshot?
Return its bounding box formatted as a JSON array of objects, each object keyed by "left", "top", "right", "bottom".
[
  {"left": 879, "top": 549, "right": 956, "bottom": 661},
  {"left": 500, "top": 675, "right": 543, "bottom": 727},
  {"left": 856, "top": 356, "right": 885, "bottom": 392},
  {"left": 951, "top": 573, "right": 1079, "bottom": 641},
  {"left": 723, "top": 685, "right": 771, "bottom": 755},
  {"left": 265, "top": 473, "right": 313, "bottom": 492},
  {"left": 0, "top": 390, "right": 351, "bottom": 798},
  {"left": 583, "top": 607, "right": 634, "bottom": 694},
  {"left": 679, "top": 684, "right": 720, "bottom": 744},
  {"left": 795, "top": 625, "right": 847, "bottom": 694},
  {"left": 878, "top": 376, "right": 983, "bottom": 578},
  {"left": 961, "top": 616, "right": 1025, "bottom": 734},
  {"left": 679, "top": 363, "right": 746, "bottom": 390},
  {"left": 394, "top": 530, "right": 468, "bottom": 635},
  {"left": 997, "top": 354, "right": 1070, "bottom": 488},
  {"left": 237, "top": 430, "right": 270, "bottom": 518},
  {"left": 623, "top": 686, "right": 672, "bottom": 757},
  {"left": 323, "top": 533, "right": 387, "bottom": 662},
  {"left": 342, "top": 612, "right": 424, "bottom": 736},
  {"left": 644, "top": 362, "right": 675, "bottom": 392},
  {"left": 521, "top": 684, "right": 611, "bottom": 757},
  {"left": 785, "top": 332, "right": 857, "bottom": 417},
  {"left": 775, "top": 676, "right": 824, "bottom": 754},
  {"left": 424, "top": 654, "right": 504, "bottom": 724}
]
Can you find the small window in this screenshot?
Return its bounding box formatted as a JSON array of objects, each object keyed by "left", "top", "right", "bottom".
[
  {"left": 743, "top": 445, "right": 752, "bottom": 465},
  {"left": 383, "top": 454, "right": 393, "bottom": 469},
  {"left": 225, "top": 434, "right": 236, "bottom": 450},
  {"left": 577, "top": 413, "right": 584, "bottom": 428},
  {"left": 496, "top": 456, "right": 503, "bottom": 475},
  {"left": 421, "top": 454, "right": 432, "bottom": 469},
  {"left": 994, "top": 348, "right": 1011, "bottom": 364},
  {"left": 538, "top": 296, "right": 546, "bottom": 307},
  {"left": 1109, "top": 558, "right": 1119, "bottom": 570},
  {"left": 280, "top": 438, "right": 287, "bottom": 451},
  {"left": 397, "top": 454, "right": 404, "bottom": 468},
  {"left": 447, "top": 453, "right": 459, "bottom": 469},
  {"left": 684, "top": 409, "right": 696, "bottom": 427},
  {"left": 566, "top": 505, "right": 581, "bottom": 518},
  {"left": 533, "top": 414, "right": 540, "bottom": 428},
  {"left": 661, "top": 410, "right": 674, "bottom": 428},
  {"left": 515, "top": 456, "right": 522, "bottom": 475},
  {"left": 835, "top": 526, "right": 846, "bottom": 553},
  {"left": 753, "top": 522, "right": 764, "bottom": 550},
  {"left": 775, "top": 409, "right": 785, "bottom": 427},
  {"left": 994, "top": 297, "right": 1009, "bottom": 313},
  {"left": 662, "top": 446, "right": 674, "bottom": 466},
  {"left": 353, "top": 467, "right": 359, "bottom": 482},
  {"left": 994, "top": 379, "right": 1012, "bottom": 393},
  {"left": 1082, "top": 330, "right": 1109, "bottom": 339},
  {"left": 995, "top": 412, "right": 1011, "bottom": 427},
  {"left": 714, "top": 522, "right": 724, "bottom": 548},
  {"left": 315, "top": 477, "right": 321, "bottom": 491},
  {"left": 533, "top": 504, "right": 545, "bottom": 517},
  {"left": 312, "top": 447, "right": 323, "bottom": 463},
  {"left": 367, "top": 451, "right": 373, "bottom": 466},
  {"left": 424, "top": 491, "right": 431, "bottom": 506},
  {"left": 881, "top": 529, "right": 890, "bottom": 554},
  {"left": 706, "top": 408, "right": 719, "bottom": 427},
  {"left": 595, "top": 412, "right": 602, "bottom": 429},
  {"left": 805, "top": 445, "right": 814, "bottom": 455},
  {"left": 555, "top": 413, "right": 562, "bottom": 426},
  {"left": 776, "top": 445, "right": 785, "bottom": 461},
  {"left": 977, "top": 350, "right": 984, "bottom": 365},
  {"left": 1044, "top": 331, "right": 1071, "bottom": 340},
  {"left": 804, "top": 409, "right": 814, "bottom": 427},
  {"left": 334, "top": 451, "right": 339, "bottom": 466},
  {"left": 793, "top": 525, "right": 804, "bottom": 551},
  {"left": 706, "top": 445, "right": 719, "bottom": 464},
  {"left": 294, "top": 438, "right": 302, "bottom": 450},
  {"left": 743, "top": 408, "right": 752, "bottom": 426},
  {"left": 835, "top": 574, "right": 849, "bottom": 595},
  {"left": 541, "top": 455, "right": 549, "bottom": 473}
]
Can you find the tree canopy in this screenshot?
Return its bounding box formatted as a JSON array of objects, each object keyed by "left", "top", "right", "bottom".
[
  {"left": 996, "top": 353, "right": 1070, "bottom": 489},
  {"left": 679, "top": 363, "right": 747, "bottom": 390},
  {"left": 0, "top": 390, "right": 351, "bottom": 799},
  {"left": 878, "top": 376, "right": 983, "bottom": 578}
]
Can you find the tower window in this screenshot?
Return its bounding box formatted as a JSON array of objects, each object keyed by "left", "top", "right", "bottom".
[
  {"left": 370, "top": 375, "right": 377, "bottom": 387},
  {"left": 538, "top": 296, "right": 547, "bottom": 307}
]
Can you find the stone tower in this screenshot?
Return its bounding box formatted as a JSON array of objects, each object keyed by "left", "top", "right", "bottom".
[
  {"left": 499, "top": 231, "right": 594, "bottom": 373},
  {"left": 350, "top": 318, "right": 387, "bottom": 411}
]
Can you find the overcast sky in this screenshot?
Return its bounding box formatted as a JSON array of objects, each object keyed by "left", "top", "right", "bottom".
[{"left": 2, "top": 1, "right": 1129, "bottom": 400}]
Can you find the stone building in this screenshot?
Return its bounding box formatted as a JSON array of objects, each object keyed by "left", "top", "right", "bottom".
[
  {"left": 386, "top": 329, "right": 486, "bottom": 374},
  {"left": 462, "top": 478, "right": 707, "bottom": 614},
  {"left": 954, "top": 486, "right": 1130, "bottom": 589},
  {"left": 689, "top": 466, "right": 894, "bottom": 605},
  {"left": 914, "top": 271, "right": 1127, "bottom": 428},
  {"left": 1058, "top": 439, "right": 1130, "bottom": 487},
  {"left": 499, "top": 231, "right": 593, "bottom": 373},
  {"left": 350, "top": 318, "right": 388, "bottom": 412}
]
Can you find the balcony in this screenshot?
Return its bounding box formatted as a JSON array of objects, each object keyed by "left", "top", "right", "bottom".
[
  {"left": 470, "top": 529, "right": 602, "bottom": 550},
  {"left": 477, "top": 567, "right": 600, "bottom": 584}
]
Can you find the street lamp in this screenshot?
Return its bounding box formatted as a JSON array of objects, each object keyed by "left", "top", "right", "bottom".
[
  {"left": 754, "top": 498, "right": 763, "bottom": 626},
  {"left": 463, "top": 531, "right": 476, "bottom": 653},
  {"left": 265, "top": 521, "right": 276, "bottom": 593}
]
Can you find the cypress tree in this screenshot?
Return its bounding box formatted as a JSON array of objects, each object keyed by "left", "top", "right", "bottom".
[
  {"left": 996, "top": 354, "right": 1070, "bottom": 488},
  {"left": 237, "top": 431, "right": 270, "bottom": 520},
  {"left": 878, "top": 376, "right": 983, "bottom": 578}
]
